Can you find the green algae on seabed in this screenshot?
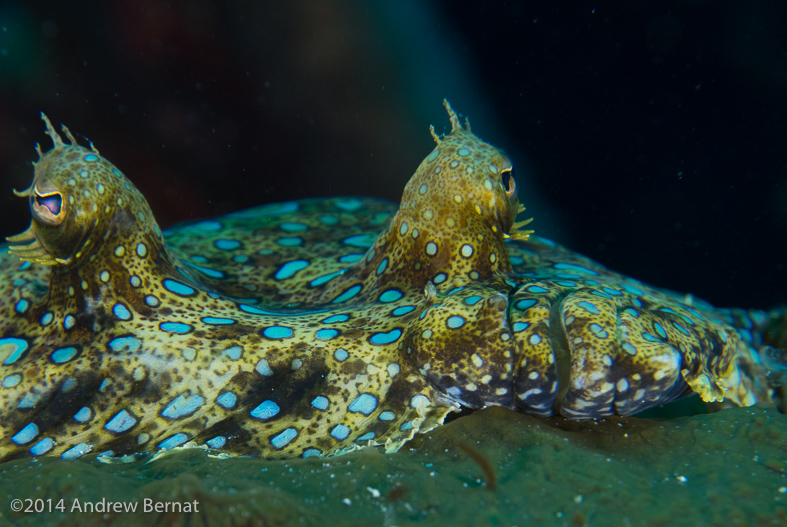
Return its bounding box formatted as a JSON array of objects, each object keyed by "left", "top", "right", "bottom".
[{"left": 0, "top": 405, "right": 785, "bottom": 527}]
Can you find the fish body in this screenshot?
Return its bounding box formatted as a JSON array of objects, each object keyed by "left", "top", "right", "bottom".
[{"left": 0, "top": 103, "right": 779, "bottom": 462}]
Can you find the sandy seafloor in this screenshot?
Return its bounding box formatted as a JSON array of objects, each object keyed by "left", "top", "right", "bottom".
[{"left": 0, "top": 402, "right": 784, "bottom": 527}]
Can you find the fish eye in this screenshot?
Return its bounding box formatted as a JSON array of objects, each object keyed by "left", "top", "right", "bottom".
[
  {"left": 32, "top": 191, "right": 65, "bottom": 225},
  {"left": 501, "top": 169, "right": 516, "bottom": 195}
]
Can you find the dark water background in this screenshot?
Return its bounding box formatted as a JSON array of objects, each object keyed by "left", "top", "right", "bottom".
[{"left": 0, "top": 0, "right": 784, "bottom": 310}]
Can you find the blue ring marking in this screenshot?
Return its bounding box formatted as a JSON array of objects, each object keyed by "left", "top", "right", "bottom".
[
  {"left": 311, "top": 396, "right": 329, "bottom": 410},
  {"left": 51, "top": 347, "right": 78, "bottom": 364},
  {"left": 446, "top": 315, "right": 466, "bottom": 329},
  {"left": 73, "top": 407, "right": 91, "bottom": 422},
  {"left": 185, "top": 262, "right": 224, "bottom": 278},
  {"left": 30, "top": 437, "right": 55, "bottom": 456},
  {"left": 251, "top": 400, "right": 280, "bottom": 419},
  {"left": 145, "top": 295, "right": 160, "bottom": 307},
  {"left": 222, "top": 346, "right": 242, "bottom": 360},
  {"left": 653, "top": 322, "right": 668, "bottom": 339},
  {"left": 516, "top": 299, "right": 537, "bottom": 311},
  {"left": 578, "top": 301, "right": 600, "bottom": 314},
  {"left": 206, "top": 436, "right": 226, "bottom": 449},
  {"left": 621, "top": 283, "right": 645, "bottom": 296},
  {"left": 275, "top": 260, "right": 309, "bottom": 280},
  {"left": 158, "top": 433, "right": 188, "bottom": 451},
  {"left": 160, "top": 322, "right": 192, "bottom": 334},
  {"left": 623, "top": 308, "right": 640, "bottom": 318},
  {"left": 622, "top": 342, "right": 638, "bottom": 355},
  {"left": 427, "top": 148, "right": 440, "bottom": 161},
  {"left": 527, "top": 285, "right": 549, "bottom": 294},
  {"left": 332, "top": 284, "right": 362, "bottom": 303},
  {"left": 465, "top": 295, "right": 483, "bottom": 305},
  {"left": 376, "top": 258, "right": 388, "bottom": 275},
  {"left": 433, "top": 273, "right": 447, "bottom": 284},
  {"left": 64, "top": 315, "right": 76, "bottom": 330},
  {"left": 316, "top": 328, "right": 339, "bottom": 340},
  {"left": 554, "top": 263, "right": 599, "bottom": 275},
  {"left": 11, "top": 422, "right": 39, "bottom": 445},
  {"left": 202, "top": 316, "right": 236, "bottom": 325},
  {"left": 163, "top": 279, "right": 195, "bottom": 296},
  {"left": 216, "top": 392, "right": 237, "bottom": 408},
  {"left": 2, "top": 374, "right": 21, "bottom": 388},
  {"left": 161, "top": 394, "right": 205, "bottom": 419},
  {"left": 379, "top": 289, "right": 403, "bottom": 303},
  {"left": 513, "top": 322, "right": 530, "bottom": 333},
  {"left": 591, "top": 290, "right": 612, "bottom": 299},
  {"left": 130, "top": 275, "right": 142, "bottom": 287},
  {"left": 322, "top": 314, "right": 349, "bottom": 324},
  {"left": 342, "top": 234, "right": 375, "bottom": 248},
  {"left": 330, "top": 424, "right": 351, "bottom": 440},
  {"left": 255, "top": 358, "right": 273, "bottom": 376},
  {"left": 530, "top": 334, "right": 542, "bottom": 345},
  {"left": 104, "top": 410, "right": 136, "bottom": 433},
  {"left": 303, "top": 448, "right": 322, "bottom": 458},
  {"left": 589, "top": 323, "right": 609, "bottom": 339},
  {"left": 370, "top": 329, "right": 402, "bottom": 345},
  {"left": 83, "top": 154, "right": 98, "bottom": 162},
  {"left": 357, "top": 432, "right": 376, "bottom": 442},
  {"left": 113, "top": 303, "right": 131, "bottom": 320},
  {"left": 335, "top": 198, "right": 363, "bottom": 211},
  {"left": 279, "top": 222, "right": 308, "bottom": 232},
  {"left": 334, "top": 349, "right": 349, "bottom": 361},
  {"left": 457, "top": 147, "right": 470, "bottom": 156},
  {"left": 603, "top": 287, "right": 622, "bottom": 296},
  {"left": 276, "top": 236, "right": 303, "bottom": 247},
  {"left": 319, "top": 214, "right": 339, "bottom": 225},
  {"left": 339, "top": 253, "right": 363, "bottom": 263},
  {"left": 1, "top": 337, "right": 28, "bottom": 365},
  {"left": 263, "top": 326, "right": 293, "bottom": 339},
  {"left": 61, "top": 443, "right": 91, "bottom": 460},
  {"left": 379, "top": 411, "right": 396, "bottom": 421},
  {"left": 392, "top": 305, "right": 416, "bottom": 316},
  {"left": 108, "top": 336, "right": 142, "bottom": 353},
  {"left": 271, "top": 428, "right": 298, "bottom": 449},
  {"left": 310, "top": 270, "right": 345, "bottom": 287},
  {"left": 214, "top": 239, "right": 241, "bottom": 250},
  {"left": 348, "top": 393, "right": 378, "bottom": 415},
  {"left": 14, "top": 299, "right": 28, "bottom": 313}
]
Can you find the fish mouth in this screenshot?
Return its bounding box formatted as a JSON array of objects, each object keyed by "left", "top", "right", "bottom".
[{"left": 32, "top": 189, "right": 65, "bottom": 225}]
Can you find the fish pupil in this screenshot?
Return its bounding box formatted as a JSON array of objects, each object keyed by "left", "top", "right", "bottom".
[
  {"left": 501, "top": 170, "right": 512, "bottom": 191},
  {"left": 36, "top": 193, "right": 62, "bottom": 216}
]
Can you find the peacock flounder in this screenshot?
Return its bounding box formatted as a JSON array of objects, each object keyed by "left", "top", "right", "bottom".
[{"left": 0, "top": 102, "right": 779, "bottom": 463}]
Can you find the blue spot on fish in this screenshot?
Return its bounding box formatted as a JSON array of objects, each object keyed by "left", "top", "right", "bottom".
[
  {"left": 160, "top": 322, "right": 192, "bottom": 334},
  {"left": 214, "top": 239, "right": 241, "bottom": 250},
  {"left": 578, "top": 301, "right": 600, "bottom": 314},
  {"left": 276, "top": 236, "right": 303, "bottom": 247},
  {"left": 73, "top": 407, "right": 91, "bottom": 422},
  {"left": 161, "top": 394, "right": 204, "bottom": 419},
  {"left": 554, "top": 263, "right": 598, "bottom": 275},
  {"left": 202, "top": 316, "right": 235, "bottom": 325},
  {"left": 332, "top": 284, "right": 362, "bottom": 303},
  {"left": 343, "top": 234, "right": 375, "bottom": 248},
  {"left": 376, "top": 258, "right": 388, "bottom": 275},
  {"left": 322, "top": 314, "right": 349, "bottom": 323},
  {"left": 379, "top": 289, "right": 403, "bottom": 303},
  {"left": 158, "top": 433, "right": 188, "bottom": 451},
  {"left": 104, "top": 410, "right": 136, "bottom": 433},
  {"left": 310, "top": 270, "right": 345, "bottom": 287},
  {"left": 163, "top": 279, "right": 195, "bottom": 296},
  {"left": 216, "top": 392, "right": 237, "bottom": 408},
  {"left": 279, "top": 222, "right": 308, "bottom": 232},
  {"left": 311, "top": 396, "right": 329, "bottom": 410},
  {"left": 108, "top": 336, "right": 142, "bottom": 353},
  {"left": 11, "top": 423, "right": 39, "bottom": 445},
  {"left": 527, "top": 285, "right": 549, "bottom": 294},
  {"left": 1, "top": 337, "right": 28, "bottom": 365},
  {"left": 251, "top": 400, "right": 280, "bottom": 419},
  {"left": 275, "top": 260, "right": 309, "bottom": 280},
  {"left": 263, "top": 326, "right": 292, "bottom": 339},
  {"left": 51, "top": 347, "right": 78, "bottom": 364},
  {"left": 446, "top": 315, "right": 465, "bottom": 329},
  {"left": 222, "top": 345, "right": 242, "bottom": 360},
  {"left": 271, "top": 428, "right": 298, "bottom": 449},
  {"left": 330, "top": 424, "right": 350, "bottom": 440},
  {"left": 370, "top": 329, "right": 402, "bottom": 345},
  {"left": 513, "top": 322, "right": 529, "bottom": 332},
  {"left": 112, "top": 303, "right": 131, "bottom": 320},
  {"left": 30, "top": 437, "right": 54, "bottom": 455},
  {"left": 465, "top": 295, "right": 483, "bottom": 305},
  {"left": 316, "top": 328, "right": 339, "bottom": 340},
  {"left": 255, "top": 358, "right": 273, "bottom": 376},
  {"left": 334, "top": 349, "right": 349, "bottom": 361},
  {"left": 206, "top": 436, "right": 226, "bottom": 449},
  {"left": 392, "top": 305, "right": 415, "bottom": 316},
  {"left": 348, "top": 394, "right": 377, "bottom": 415},
  {"left": 516, "top": 299, "right": 537, "bottom": 311},
  {"left": 61, "top": 443, "right": 91, "bottom": 460}
]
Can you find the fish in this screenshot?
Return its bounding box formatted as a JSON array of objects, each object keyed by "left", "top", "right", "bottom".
[{"left": 0, "top": 101, "right": 780, "bottom": 462}]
